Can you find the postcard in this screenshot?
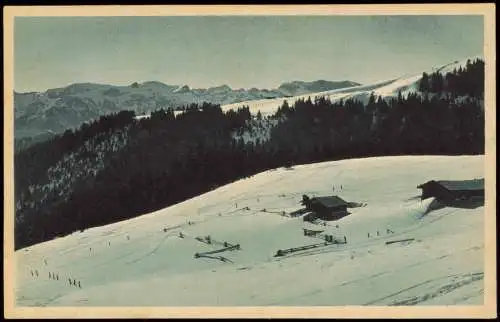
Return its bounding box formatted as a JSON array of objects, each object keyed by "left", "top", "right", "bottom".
[{"left": 3, "top": 4, "right": 496, "bottom": 318}]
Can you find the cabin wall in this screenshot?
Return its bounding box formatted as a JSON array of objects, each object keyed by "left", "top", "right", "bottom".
[{"left": 316, "top": 206, "right": 348, "bottom": 221}]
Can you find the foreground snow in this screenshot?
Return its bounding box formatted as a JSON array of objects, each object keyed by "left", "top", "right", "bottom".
[{"left": 15, "top": 155, "right": 485, "bottom": 306}]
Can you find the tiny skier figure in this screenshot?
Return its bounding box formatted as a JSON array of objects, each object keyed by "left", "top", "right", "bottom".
[
  {"left": 69, "top": 278, "right": 72, "bottom": 286},
  {"left": 377, "top": 231, "right": 380, "bottom": 236},
  {"left": 73, "top": 279, "right": 77, "bottom": 287},
  {"left": 35, "top": 270, "right": 39, "bottom": 277},
  {"left": 368, "top": 233, "right": 370, "bottom": 238},
  {"left": 56, "top": 274, "right": 59, "bottom": 280},
  {"left": 78, "top": 281, "right": 81, "bottom": 288},
  {"left": 344, "top": 236, "right": 347, "bottom": 244}
]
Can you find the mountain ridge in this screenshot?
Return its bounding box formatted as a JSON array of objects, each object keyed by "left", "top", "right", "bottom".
[{"left": 14, "top": 79, "right": 361, "bottom": 140}]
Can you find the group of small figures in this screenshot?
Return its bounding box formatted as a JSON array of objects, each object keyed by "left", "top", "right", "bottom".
[
  {"left": 48, "top": 272, "right": 60, "bottom": 280},
  {"left": 68, "top": 278, "right": 82, "bottom": 288},
  {"left": 30, "top": 269, "right": 82, "bottom": 288}
]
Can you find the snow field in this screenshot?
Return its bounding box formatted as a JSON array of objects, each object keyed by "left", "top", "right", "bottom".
[{"left": 16, "top": 155, "right": 485, "bottom": 306}]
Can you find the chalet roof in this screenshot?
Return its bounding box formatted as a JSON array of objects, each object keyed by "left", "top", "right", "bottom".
[
  {"left": 437, "top": 179, "right": 484, "bottom": 191},
  {"left": 310, "top": 196, "right": 348, "bottom": 208},
  {"left": 418, "top": 179, "right": 484, "bottom": 191}
]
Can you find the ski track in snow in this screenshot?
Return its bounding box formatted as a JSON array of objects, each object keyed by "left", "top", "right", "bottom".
[{"left": 15, "top": 155, "right": 485, "bottom": 306}]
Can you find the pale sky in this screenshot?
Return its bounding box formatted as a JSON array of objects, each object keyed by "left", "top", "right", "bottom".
[{"left": 14, "top": 15, "right": 483, "bottom": 93}]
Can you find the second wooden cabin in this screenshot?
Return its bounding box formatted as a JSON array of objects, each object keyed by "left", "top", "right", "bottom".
[{"left": 417, "top": 179, "right": 484, "bottom": 201}]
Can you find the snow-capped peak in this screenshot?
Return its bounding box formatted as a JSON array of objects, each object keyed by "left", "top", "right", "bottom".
[
  {"left": 173, "top": 84, "right": 191, "bottom": 93},
  {"left": 206, "top": 84, "right": 232, "bottom": 93}
]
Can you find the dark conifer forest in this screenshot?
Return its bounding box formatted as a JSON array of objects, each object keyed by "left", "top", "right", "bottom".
[{"left": 14, "top": 59, "right": 485, "bottom": 250}]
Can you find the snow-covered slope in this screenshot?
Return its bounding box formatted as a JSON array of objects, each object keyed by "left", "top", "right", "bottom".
[
  {"left": 15, "top": 155, "right": 485, "bottom": 306},
  {"left": 14, "top": 80, "right": 358, "bottom": 140},
  {"left": 221, "top": 56, "right": 484, "bottom": 117},
  {"left": 277, "top": 80, "right": 360, "bottom": 96}
]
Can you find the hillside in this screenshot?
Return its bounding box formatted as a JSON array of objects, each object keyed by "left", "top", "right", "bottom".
[
  {"left": 14, "top": 57, "right": 484, "bottom": 250},
  {"left": 14, "top": 80, "right": 360, "bottom": 140},
  {"left": 15, "top": 155, "right": 485, "bottom": 306}
]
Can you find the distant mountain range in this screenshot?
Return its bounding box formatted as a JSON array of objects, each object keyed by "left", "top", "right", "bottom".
[
  {"left": 13, "top": 56, "right": 484, "bottom": 251},
  {"left": 14, "top": 80, "right": 360, "bottom": 139},
  {"left": 221, "top": 56, "right": 484, "bottom": 117}
]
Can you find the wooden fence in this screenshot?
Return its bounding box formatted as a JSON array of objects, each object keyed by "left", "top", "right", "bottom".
[
  {"left": 193, "top": 238, "right": 241, "bottom": 263},
  {"left": 385, "top": 238, "right": 415, "bottom": 245}
]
